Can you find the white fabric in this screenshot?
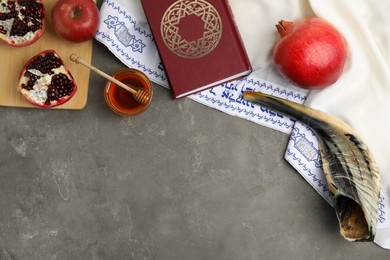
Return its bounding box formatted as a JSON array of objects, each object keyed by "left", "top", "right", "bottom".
[{"left": 97, "top": 0, "right": 390, "bottom": 248}]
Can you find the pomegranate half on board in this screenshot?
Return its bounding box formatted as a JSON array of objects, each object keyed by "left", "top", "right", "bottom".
[
  {"left": 18, "top": 50, "right": 77, "bottom": 108},
  {"left": 0, "top": 0, "right": 46, "bottom": 47}
]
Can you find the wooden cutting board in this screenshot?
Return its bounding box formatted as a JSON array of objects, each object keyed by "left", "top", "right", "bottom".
[{"left": 0, "top": 0, "right": 95, "bottom": 110}]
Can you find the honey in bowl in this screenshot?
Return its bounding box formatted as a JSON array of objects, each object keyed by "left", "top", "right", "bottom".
[{"left": 104, "top": 69, "right": 153, "bottom": 116}]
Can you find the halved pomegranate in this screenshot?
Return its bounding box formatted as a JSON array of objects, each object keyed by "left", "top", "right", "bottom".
[
  {"left": 0, "top": 0, "right": 46, "bottom": 47},
  {"left": 18, "top": 50, "right": 77, "bottom": 108}
]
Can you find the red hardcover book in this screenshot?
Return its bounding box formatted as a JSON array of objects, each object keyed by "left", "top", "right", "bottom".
[{"left": 141, "top": 0, "right": 252, "bottom": 99}]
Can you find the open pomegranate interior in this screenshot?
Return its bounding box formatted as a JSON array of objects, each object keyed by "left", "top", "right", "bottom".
[
  {"left": 18, "top": 50, "right": 77, "bottom": 108},
  {"left": 0, "top": 0, "right": 46, "bottom": 47}
]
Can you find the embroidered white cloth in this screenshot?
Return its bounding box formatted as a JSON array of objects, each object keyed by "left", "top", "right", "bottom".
[{"left": 95, "top": 0, "right": 390, "bottom": 248}]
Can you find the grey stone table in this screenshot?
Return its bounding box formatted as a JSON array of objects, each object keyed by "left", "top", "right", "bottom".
[{"left": 0, "top": 5, "right": 389, "bottom": 260}]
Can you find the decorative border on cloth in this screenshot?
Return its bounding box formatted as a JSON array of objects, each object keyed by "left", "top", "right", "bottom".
[
  {"left": 189, "top": 75, "right": 307, "bottom": 134},
  {"left": 95, "top": 0, "right": 168, "bottom": 86},
  {"left": 102, "top": 0, "right": 153, "bottom": 38},
  {"left": 284, "top": 122, "right": 333, "bottom": 205}
]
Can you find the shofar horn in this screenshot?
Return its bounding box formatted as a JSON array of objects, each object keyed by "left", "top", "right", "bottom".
[{"left": 244, "top": 91, "right": 381, "bottom": 241}]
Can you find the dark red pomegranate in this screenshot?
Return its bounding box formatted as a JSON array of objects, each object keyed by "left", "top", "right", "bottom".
[
  {"left": 273, "top": 17, "right": 347, "bottom": 89},
  {"left": 18, "top": 50, "right": 77, "bottom": 108},
  {"left": 0, "top": 0, "right": 46, "bottom": 47}
]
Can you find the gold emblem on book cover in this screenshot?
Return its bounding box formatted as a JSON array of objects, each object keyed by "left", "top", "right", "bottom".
[{"left": 161, "top": 0, "right": 223, "bottom": 59}]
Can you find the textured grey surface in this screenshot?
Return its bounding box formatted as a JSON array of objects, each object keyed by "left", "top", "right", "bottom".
[{"left": 0, "top": 4, "right": 389, "bottom": 260}]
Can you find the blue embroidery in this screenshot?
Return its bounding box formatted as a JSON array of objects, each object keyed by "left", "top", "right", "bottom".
[
  {"left": 379, "top": 196, "right": 386, "bottom": 223},
  {"left": 103, "top": 15, "right": 146, "bottom": 53},
  {"left": 286, "top": 148, "right": 331, "bottom": 196},
  {"left": 95, "top": 31, "right": 166, "bottom": 82},
  {"left": 97, "top": 0, "right": 166, "bottom": 83},
  {"left": 131, "top": 38, "right": 147, "bottom": 53},
  {"left": 103, "top": 0, "right": 153, "bottom": 39},
  {"left": 104, "top": 14, "right": 120, "bottom": 29},
  {"left": 290, "top": 127, "right": 322, "bottom": 167},
  {"left": 194, "top": 77, "right": 303, "bottom": 131}
]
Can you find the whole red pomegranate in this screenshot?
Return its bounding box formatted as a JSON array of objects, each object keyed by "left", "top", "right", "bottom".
[{"left": 273, "top": 17, "right": 347, "bottom": 89}]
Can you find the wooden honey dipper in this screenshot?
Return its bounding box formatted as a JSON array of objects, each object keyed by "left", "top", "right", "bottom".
[{"left": 69, "top": 54, "right": 150, "bottom": 105}]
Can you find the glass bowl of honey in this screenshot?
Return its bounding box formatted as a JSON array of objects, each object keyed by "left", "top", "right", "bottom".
[{"left": 104, "top": 69, "right": 153, "bottom": 116}]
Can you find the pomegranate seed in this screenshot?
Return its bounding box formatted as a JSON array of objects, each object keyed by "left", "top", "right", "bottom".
[
  {"left": 26, "top": 52, "right": 62, "bottom": 74},
  {"left": 0, "top": 25, "right": 6, "bottom": 35},
  {"left": 1, "top": 0, "right": 45, "bottom": 38},
  {"left": 45, "top": 73, "right": 75, "bottom": 103}
]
